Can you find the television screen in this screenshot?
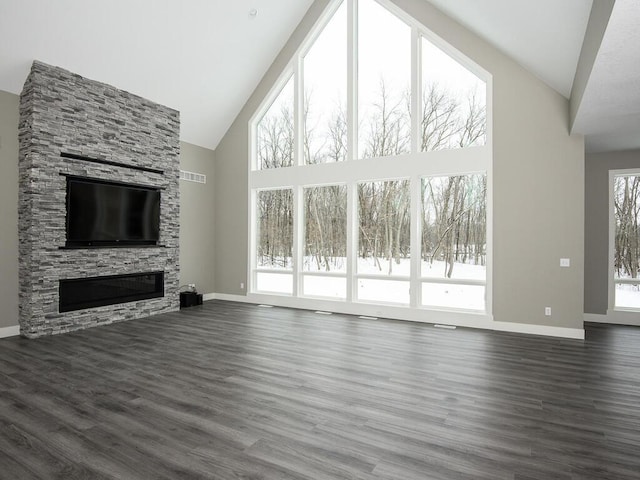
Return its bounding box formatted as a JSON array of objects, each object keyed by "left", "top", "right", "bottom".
[{"left": 66, "top": 177, "right": 160, "bottom": 247}]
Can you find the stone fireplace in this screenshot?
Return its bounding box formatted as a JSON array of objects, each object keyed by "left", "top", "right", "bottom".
[{"left": 18, "top": 61, "right": 180, "bottom": 338}]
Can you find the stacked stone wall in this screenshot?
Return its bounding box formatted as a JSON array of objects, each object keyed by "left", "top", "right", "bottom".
[{"left": 19, "top": 61, "right": 180, "bottom": 338}]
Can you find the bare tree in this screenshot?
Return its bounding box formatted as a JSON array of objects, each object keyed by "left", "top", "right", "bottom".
[
  {"left": 257, "top": 189, "right": 293, "bottom": 268},
  {"left": 326, "top": 106, "right": 347, "bottom": 163},
  {"left": 421, "top": 82, "right": 460, "bottom": 151},
  {"left": 458, "top": 90, "right": 486, "bottom": 148},
  {"left": 257, "top": 104, "right": 294, "bottom": 169},
  {"left": 255, "top": 80, "right": 487, "bottom": 278},
  {"left": 422, "top": 175, "right": 486, "bottom": 278},
  {"left": 304, "top": 186, "right": 347, "bottom": 271},
  {"left": 358, "top": 180, "right": 410, "bottom": 274},
  {"left": 615, "top": 176, "right": 640, "bottom": 279},
  {"left": 361, "top": 80, "right": 411, "bottom": 158}
]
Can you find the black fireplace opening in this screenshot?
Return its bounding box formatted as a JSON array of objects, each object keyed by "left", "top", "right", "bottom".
[{"left": 59, "top": 271, "right": 164, "bottom": 313}]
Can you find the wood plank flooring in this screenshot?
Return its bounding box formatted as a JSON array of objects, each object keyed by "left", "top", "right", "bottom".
[{"left": 1, "top": 300, "right": 639, "bottom": 479}]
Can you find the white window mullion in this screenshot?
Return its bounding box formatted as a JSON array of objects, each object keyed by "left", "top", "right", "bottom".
[
  {"left": 410, "top": 175, "right": 421, "bottom": 308},
  {"left": 346, "top": 182, "right": 356, "bottom": 301},
  {"left": 608, "top": 170, "right": 616, "bottom": 311},
  {"left": 411, "top": 26, "right": 421, "bottom": 154},
  {"left": 293, "top": 186, "right": 303, "bottom": 297},
  {"left": 249, "top": 189, "right": 257, "bottom": 292},
  {"left": 295, "top": 58, "right": 304, "bottom": 166},
  {"left": 347, "top": 0, "right": 357, "bottom": 161},
  {"left": 248, "top": 0, "right": 492, "bottom": 317},
  {"left": 485, "top": 168, "right": 493, "bottom": 315}
]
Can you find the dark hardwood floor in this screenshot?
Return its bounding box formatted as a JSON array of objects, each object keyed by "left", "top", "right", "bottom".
[{"left": 1, "top": 301, "right": 639, "bottom": 479}]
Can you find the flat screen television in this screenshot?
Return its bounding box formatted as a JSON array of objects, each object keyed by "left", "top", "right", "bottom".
[{"left": 66, "top": 176, "right": 161, "bottom": 247}]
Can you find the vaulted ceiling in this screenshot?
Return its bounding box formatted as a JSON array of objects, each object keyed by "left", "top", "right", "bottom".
[{"left": 0, "top": 0, "right": 637, "bottom": 153}]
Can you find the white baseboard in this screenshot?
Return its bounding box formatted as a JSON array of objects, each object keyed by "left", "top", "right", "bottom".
[
  {"left": 584, "top": 310, "right": 640, "bottom": 327},
  {"left": 492, "top": 321, "right": 585, "bottom": 340},
  {"left": 0, "top": 325, "right": 20, "bottom": 338},
  {"left": 203, "top": 292, "right": 251, "bottom": 303},
  {"left": 205, "top": 292, "right": 584, "bottom": 339}
]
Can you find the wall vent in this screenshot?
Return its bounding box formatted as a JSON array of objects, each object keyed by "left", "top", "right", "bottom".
[{"left": 180, "top": 170, "right": 206, "bottom": 184}]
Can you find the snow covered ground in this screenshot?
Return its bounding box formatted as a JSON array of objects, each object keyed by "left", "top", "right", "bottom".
[
  {"left": 615, "top": 284, "right": 640, "bottom": 308},
  {"left": 297, "top": 256, "right": 485, "bottom": 279},
  {"left": 256, "top": 256, "right": 486, "bottom": 310}
]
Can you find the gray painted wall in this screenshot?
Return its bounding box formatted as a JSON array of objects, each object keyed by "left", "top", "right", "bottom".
[
  {"left": 584, "top": 149, "right": 640, "bottom": 314},
  {"left": 214, "top": 0, "right": 330, "bottom": 300},
  {"left": 214, "top": 0, "right": 586, "bottom": 329},
  {"left": 179, "top": 142, "right": 215, "bottom": 294},
  {"left": 0, "top": 90, "right": 19, "bottom": 329}
]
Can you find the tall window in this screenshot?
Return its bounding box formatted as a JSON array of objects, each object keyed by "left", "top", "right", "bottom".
[
  {"left": 421, "top": 174, "right": 486, "bottom": 310},
  {"left": 358, "top": 0, "right": 411, "bottom": 159},
  {"left": 612, "top": 173, "right": 640, "bottom": 309},
  {"left": 249, "top": 0, "right": 491, "bottom": 317},
  {"left": 357, "top": 180, "right": 410, "bottom": 304},
  {"left": 255, "top": 189, "right": 293, "bottom": 294},
  {"left": 303, "top": 2, "right": 347, "bottom": 164},
  {"left": 303, "top": 185, "right": 347, "bottom": 298},
  {"left": 256, "top": 76, "right": 294, "bottom": 169},
  {"left": 421, "top": 37, "right": 486, "bottom": 151}
]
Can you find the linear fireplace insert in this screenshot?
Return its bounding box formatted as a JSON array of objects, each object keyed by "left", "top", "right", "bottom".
[{"left": 59, "top": 271, "right": 164, "bottom": 313}]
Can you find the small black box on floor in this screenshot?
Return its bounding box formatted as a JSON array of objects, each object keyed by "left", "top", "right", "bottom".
[{"left": 180, "top": 291, "right": 203, "bottom": 308}]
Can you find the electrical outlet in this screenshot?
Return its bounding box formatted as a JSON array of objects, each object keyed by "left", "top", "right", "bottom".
[
  {"left": 560, "top": 258, "right": 570, "bottom": 267},
  {"left": 240, "top": 282, "right": 245, "bottom": 289},
  {"left": 545, "top": 307, "right": 551, "bottom": 316}
]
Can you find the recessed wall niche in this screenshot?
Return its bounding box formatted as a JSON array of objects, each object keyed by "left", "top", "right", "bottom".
[{"left": 18, "top": 61, "right": 180, "bottom": 338}]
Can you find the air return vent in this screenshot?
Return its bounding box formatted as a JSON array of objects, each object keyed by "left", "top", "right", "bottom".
[{"left": 179, "top": 170, "right": 206, "bottom": 184}]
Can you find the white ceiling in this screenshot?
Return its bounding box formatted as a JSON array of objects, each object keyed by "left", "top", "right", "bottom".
[
  {"left": 571, "top": 0, "right": 640, "bottom": 153},
  {"left": 0, "top": 0, "right": 314, "bottom": 150},
  {"left": 424, "top": 0, "right": 593, "bottom": 98},
  {"left": 0, "top": 0, "right": 636, "bottom": 154}
]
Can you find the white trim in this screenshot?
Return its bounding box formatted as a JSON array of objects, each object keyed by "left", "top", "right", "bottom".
[
  {"left": 0, "top": 325, "right": 20, "bottom": 338},
  {"left": 491, "top": 321, "right": 585, "bottom": 340},
  {"left": 205, "top": 293, "right": 254, "bottom": 303},
  {"left": 204, "top": 295, "right": 583, "bottom": 339},
  {"left": 585, "top": 311, "right": 640, "bottom": 327},
  {"left": 346, "top": 182, "right": 356, "bottom": 301},
  {"left": 592, "top": 309, "right": 640, "bottom": 327},
  {"left": 293, "top": 186, "right": 302, "bottom": 295},
  {"left": 410, "top": 173, "right": 421, "bottom": 308},
  {"left": 202, "top": 293, "right": 217, "bottom": 302},
  {"left": 410, "top": 25, "right": 421, "bottom": 155},
  {"left": 608, "top": 169, "right": 640, "bottom": 312},
  {"left": 608, "top": 170, "right": 616, "bottom": 310},
  {"left": 614, "top": 278, "right": 640, "bottom": 285},
  {"left": 247, "top": 0, "right": 493, "bottom": 318},
  {"left": 250, "top": 147, "right": 490, "bottom": 189},
  {"left": 301, "top": 270, "right": 347, "bottom": 278},
  {"left": 347, "top": 0, "right": 357, "bottom": 161}
]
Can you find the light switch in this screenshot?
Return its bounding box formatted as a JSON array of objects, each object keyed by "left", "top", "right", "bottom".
[{"left": 560, "top": 258, "right": 570, "bottom": 267}]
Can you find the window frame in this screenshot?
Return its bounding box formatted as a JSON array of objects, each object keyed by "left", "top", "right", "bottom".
[
  {"left": 252, "top": 186, "right": 295, "bottom": 296},
  {"left": 608, "top": 169, "right": 640, "bottom": 312},
  {"left": 300, "top": 183, "right": 349, "bottom": 300},
  {"left": 419, "top": 172, "right": 488, "bottom": 312},
  {"left": 247, "top": 0, "right": 493, "bottom": 323}
]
